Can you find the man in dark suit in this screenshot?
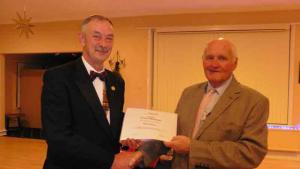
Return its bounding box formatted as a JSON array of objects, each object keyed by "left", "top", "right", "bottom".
[
  {"left": 42, "top": 15, "right": 129, "bottom": 169},
  {"left": 130, "top": 39, "right": 269, "bottom": 169}
]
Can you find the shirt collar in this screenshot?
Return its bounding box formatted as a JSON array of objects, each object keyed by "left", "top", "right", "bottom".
[
  {"left": 207, "top": 75, "right": 233, "bottom": 95},
  {"left": 81, "top": 56, "right": 105, "bottom": 75}
]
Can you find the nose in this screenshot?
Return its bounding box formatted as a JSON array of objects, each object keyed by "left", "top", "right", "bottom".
[
  {"left": 209, "top": 59, "right": 220, "bottom": 68},
  {"left": 96, "top": 38, "right": 106, "bottom": 47}
]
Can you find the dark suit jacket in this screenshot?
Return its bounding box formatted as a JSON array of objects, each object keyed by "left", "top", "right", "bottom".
[{"left": 41, "top": 58, "right": 125, "bottom": 169}]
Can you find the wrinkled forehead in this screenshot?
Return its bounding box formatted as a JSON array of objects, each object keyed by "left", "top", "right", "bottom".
[
  {"left": 204, "top": 40, "right": 236, "bottom": 58},
  {"left": 207, "top": 40, "right": 230, "bottom": 51}
]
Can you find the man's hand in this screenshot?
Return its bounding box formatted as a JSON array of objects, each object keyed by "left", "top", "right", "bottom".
[
  {"left": 128, "top": 151, "right": 143, "bottom": 168},
  {"left": 159, "top": 149, "right": 173, "bottom": 161},
  {"left": 111, "top": 151, "right": 142, "bottom": 169},
  {"left": 164, "top": 135, "right": 190, "bottom": 154},
  {"left": 120, "top": 138, "right": 142, "bottom": 151}
]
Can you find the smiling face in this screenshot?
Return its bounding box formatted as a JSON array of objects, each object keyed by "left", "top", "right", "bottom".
[
  {"left": 202, "top": 39, "right": 238, "bottom": 88},
  {"left": 80, "top": 19, "right": 114, "bottom": 71}
]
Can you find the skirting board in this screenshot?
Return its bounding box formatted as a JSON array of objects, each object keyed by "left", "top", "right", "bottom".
[
  {"left": 0, "top": 129, "right": 7, "bottom": 136},
  {"left": 266, "top": 150, "right": 300, "bottom": 161}
]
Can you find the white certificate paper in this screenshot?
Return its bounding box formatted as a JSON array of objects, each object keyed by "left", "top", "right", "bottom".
[{"left": 120, "top": 108, "right": 177, "bottom": 141}]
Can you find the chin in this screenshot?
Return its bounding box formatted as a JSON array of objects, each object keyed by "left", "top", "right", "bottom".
[
  {"left": 95, "top": 54, "right": 109, "bottom": 59},
  {"left": 207, "top": 76, "right": 219, "bottom": 82},
  {"left": 207, "top": 78, "right": 222, "bottom": 85}
]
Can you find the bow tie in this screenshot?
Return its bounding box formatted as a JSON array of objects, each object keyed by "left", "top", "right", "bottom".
[{"left": 90, "top": 70, "right": 107, "bottom": 81}]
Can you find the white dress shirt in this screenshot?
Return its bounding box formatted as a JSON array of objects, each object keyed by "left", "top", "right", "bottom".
[{"left": 82, "top": 56, "right": 110, "bottom": 123}]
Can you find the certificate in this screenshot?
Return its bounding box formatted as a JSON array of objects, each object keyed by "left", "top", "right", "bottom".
[{"left": 120, "top": 108, "right": 177, "bottom": 141}]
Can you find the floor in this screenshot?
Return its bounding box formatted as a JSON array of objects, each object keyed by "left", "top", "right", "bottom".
[{"left": 0, "top": 136, "right": 46, "bottom": 169}]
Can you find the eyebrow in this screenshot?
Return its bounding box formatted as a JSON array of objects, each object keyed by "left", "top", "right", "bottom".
[
  {"left": 106, "top": 34, "right": 114, "bottom": 38},
  {"left": 92, "top": 31, "right": 114, "bottom": 37}
]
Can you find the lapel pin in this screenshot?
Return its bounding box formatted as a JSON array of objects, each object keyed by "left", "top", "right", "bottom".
[{"left": 111, "top": 86, "right": 116, "bottom": 91}]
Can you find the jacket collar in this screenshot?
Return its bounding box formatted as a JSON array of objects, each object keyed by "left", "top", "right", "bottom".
[
  {"left": 194, "top": 77, "right": 241, "bottom": 138},
  {"left": 73, "top": 59, "right": 113, "bottom": 139}
]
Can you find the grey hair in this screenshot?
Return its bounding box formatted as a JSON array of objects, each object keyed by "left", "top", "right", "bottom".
[
  {"left": 202, "top": 39, "right": 238, "bottom": 61},
  {"left": 80, "top": 15, "right": 113, "bottom": 32}
]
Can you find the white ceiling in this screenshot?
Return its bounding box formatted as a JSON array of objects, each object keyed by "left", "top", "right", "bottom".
[{"left": 1, "top": 0, "right": 300, "bottom": 24}]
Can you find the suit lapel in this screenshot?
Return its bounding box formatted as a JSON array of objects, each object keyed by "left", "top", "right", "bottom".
[
  {"left": 104, "top": 70, "right": 115, "bottom": 116},
  {"left": 187, "top": 84, "right": 207, "bottom": 137},
  {"left": 195, "top": 78, "right": 241, "bottom": 138},
  {"left": 104, "top": 71, "right": 122, "bottom": 139},
  {"left": 73, "top": 60, "right": 113, "bottom": 138}
]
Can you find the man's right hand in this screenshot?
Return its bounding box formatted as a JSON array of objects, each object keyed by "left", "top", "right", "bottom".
[
  {"left": 164, "top": 135, "right": 190, "bottom": 154},
  {"left": 128, "top": 151, "right": 143, "bottom": 168},
  {"left": 111, "top": 151, "right": 143, "bottom": 169},
  {"left": 159, "top": 149, "right": 173, "bottom": 161}
]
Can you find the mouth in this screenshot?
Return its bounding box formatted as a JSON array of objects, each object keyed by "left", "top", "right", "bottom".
[
  {"left": 96, "top": 50, "right": 107, "bottom": 53},
  {"left": 95, "top": 49, "right": 110, "bottom": 55},
  {"left": 208, "top": 69, "right": 220, "bottom": 73},
  {"left": 95, "top": 46, "right": 110, "bottom": 54}
]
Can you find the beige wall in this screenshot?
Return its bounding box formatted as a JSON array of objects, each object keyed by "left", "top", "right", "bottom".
[
  {"left": 292, "top": 26, "right": 300, "bottom": 125},
  {"left": 0, "top": 54, "right": 5, "bottom": 135},
  {"left": 1, "top": 10, "right": 300, "bottom": 150},
  {"left": 5, "top": 55, "right": 36, "bottom": 114},
  {"left": 20, "top": 69, "right": 44, "bottom": 128},
  {"left": 268, "top": 129, "right": 300, "bottom": 152},
  {"left": 0, "top": 21, "right": 81, "bottom": 53},
  {"left": 5, "top": 57, "right": 18, "bottom": 115}
]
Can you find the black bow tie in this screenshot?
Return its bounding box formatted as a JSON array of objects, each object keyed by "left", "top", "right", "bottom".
[{"left": 90, "top": 70, "right": 107, "bottom": 81}]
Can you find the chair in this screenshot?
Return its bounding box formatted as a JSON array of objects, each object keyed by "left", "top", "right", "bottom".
[{"left": 5, "top": 108, "right": 24, "bottom": 131}]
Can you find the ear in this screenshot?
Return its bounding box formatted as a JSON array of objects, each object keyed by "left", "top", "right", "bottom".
[
  {"left": 234, "top": 57, "right": 238, "bottom": 65},
  {"left": 79, "top": 32, "right": 86, "bottom": 47},
  {"left": 233, "top": 57, "right": 238, "bottom": 70}
]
